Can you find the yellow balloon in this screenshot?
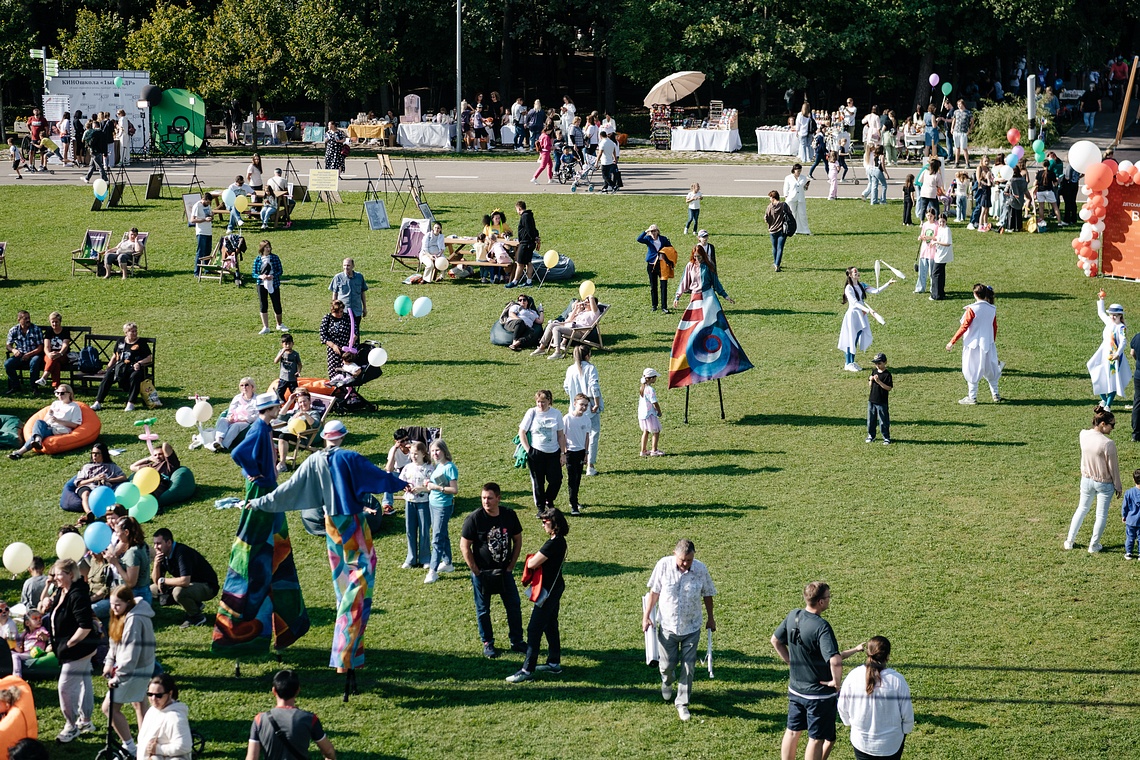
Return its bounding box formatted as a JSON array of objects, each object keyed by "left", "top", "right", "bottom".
[
  {"left": 133, "top": 467, "right": 161, "bottom": 495},
  {"left": 235, "top": 194, "right": 250, "bottom": 213},
  {"left": 287, "top": 417, "right": 308, "bottom": 436},
  {"left": 579, "top": 280, "right": 596, "bottom": 299},
  {"left": 543, "top": 250, "right": 559, "bottom": 268}
]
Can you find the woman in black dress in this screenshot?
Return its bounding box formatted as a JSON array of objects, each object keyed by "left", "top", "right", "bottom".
[
  {"left": 324, "top": 121, "right": 347, "bottom": 173},
  {"left": 319, "top": 299, "right": 354, "bottom": 377},
  {"left": 506, "top": 506, "right": 568, "bottom": 683}
]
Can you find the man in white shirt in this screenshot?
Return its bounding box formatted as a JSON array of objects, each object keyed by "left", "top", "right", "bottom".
[
  {"left": 842, "top": 98, "right": 857, "bottom": 136},
  {"left": 510, "top": 98, "right": 526, "bottom": 151},
  {"left": 642, "top": 539, "right": 716, "bottom": 722},
  {"left": 598, "top": 132, "right": 619, "bottom": 193},
  {"left": 189, "top": 192, "right": 214, "bottom": 276}
]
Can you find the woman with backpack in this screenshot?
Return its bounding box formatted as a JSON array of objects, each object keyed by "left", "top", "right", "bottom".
[{"left": 765, "top": 191, "right": 793, "bottom": 272}]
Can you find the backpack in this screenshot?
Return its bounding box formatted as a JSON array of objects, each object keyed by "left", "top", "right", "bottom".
[
  {"left": 127, "top": 120, "right": 136, "bottom": 137},
  {"left": 782, "top": 204, "right": 798, "bottom": 237},
  {"left": 78, "top": 345, "right": 101, "bottom": 374}
]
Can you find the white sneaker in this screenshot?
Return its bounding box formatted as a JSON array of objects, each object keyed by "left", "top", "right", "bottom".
[
  {"left": 1063, "top": 540, "right": 1074, "bottom": 550},
  {"left": 1089, "top": 543, "right": 1103, "bottom": 554},
  {"left": 276, "top": 325, "right": 289, "bottom": 332},
  {"left": 125, "top": 402, "right": 136, "bottom": 412},
  {"left": 424, "top": 570, "right": 439, "bottom": 584},
  {"left": 677, "top": 705, "right": 691, "bottom": 722},
  {"left": 958, "top": 396, "right": 977, "bottom": 405},
  {"left": 850, "top": 362, "right": 862, "bottom": 371},
  {"left": 56, "top": 724, "right": 79, "bottom": 743},
  {"left": 530, "top": 178, "right": 538, "bottom": 185},
  {"left": 400, "top": 560, "right": 415, "bottom": 569},
  {"left": 843, "top": 363, "right": 857, "bottom": 372},
  {"left": 967, "top": 223, "right": 975, "bottom": 230},
  {"left": 258, "top": 327, "right": 272, "bottom": 335},
  {"left": 436, "top": 562, "right": 455, "bottom": 573},
  {"left": 585, "top": 467, "right": 599, "bottom": 477},
  {"left": 189, "top": 434, "right": 203, "bottom": 450},
  {"left": 90, "top": 401, "right": 102, "bottom": 411}
]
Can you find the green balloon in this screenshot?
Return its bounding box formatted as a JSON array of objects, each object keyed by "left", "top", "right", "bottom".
[
  {"left": 394, "top": 295, "right": 413, "bottom": 317},
  {"left": 941, "top": 82, "right": 952, "bottom": 96},
  {"left": 1031, "top": 139, "right": 1045, "bottom": 152},
  {"left": 130, "top": 494, "right": 159, "bottom": 523},
  {"left": 113, "top": 76, "right": 123, "bottom": 88}
]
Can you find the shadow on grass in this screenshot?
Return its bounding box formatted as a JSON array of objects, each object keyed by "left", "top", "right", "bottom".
[
  {"left": 400, "top": 358, "right": 513, "bottom": 367},
  {"left": 372, "top": 398, "right": 507, "bottom": 416},
  {"left": 915, "top": 712, "right": 988, "bottom": 730},
  {"left": 1003, "top": 370, "right": 1086, "bottom": 379},
  {"left": 895, "top": 365, "right": 965, "bottom": 375},
  {"left": 903, "top": 439, "right": 1026, "bottom": 446},
  {"left": 606, "top": 464, "right": 781, "bottom": 477},
  {"left": 1001, "top": 398, "right": 1096, "bottom": 407},
  {"left": 732, "top": 308, "right": 833, "bottom": 317},
  {"left": 563, "top": 560, "right": 643, "bottom": 577},
  {"left": 995, "top": 290, "right": 1074, "bottom": 301},
  {"left": 739, "top": 413, "right": 984, "bottom": 428},
  {"left": 591, "top": 502, "right": 754, "bottom": 519}
]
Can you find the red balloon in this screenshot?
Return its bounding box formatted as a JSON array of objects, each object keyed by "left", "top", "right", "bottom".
[
  {"left": 1090, "top": 263, "right": 1099, "bottom": 277},
  {"left": 1094, "top": 206, "right": 1107, "bottom": 219},
  {"left": 1007, "top": 128, "right": 1021, "bottom": 145},
  {"left": 1117, "top": 172, "right": 1131, "bottom": 184},
  {"left": 1085, "top": 163, "right": 1114, "bottom": 192},
  {"left": 1092, "top": 231, "right": 1100, "bottom": 240},
  {"left": 1080, "top": 247, "right": 1096, "bottom": 260},
  {"left": 1103, "top": 159, "right": 1119, "bottom": 173}
]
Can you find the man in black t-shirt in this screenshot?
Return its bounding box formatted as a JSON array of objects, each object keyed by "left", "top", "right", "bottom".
[
  {"left": 150, "top": 527, "right": 219, "bottom": 627},
  {"left": 771, "top": 582, "right": 864, "bottom": 760},
  {"left": 460, "top": 482, "right": 525, "bottom": 659},
  {"left": 866, "top": 352, "right": 893, "bottom": 445},
  {"left": 247, "top": 670, "right": 335, "bottom": 760}
]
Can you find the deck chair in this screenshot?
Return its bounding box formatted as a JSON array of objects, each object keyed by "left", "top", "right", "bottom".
[
  {"left": 104, "top": 231, "right": 149, "bottom": 278},
  {"left": 196, "top": 234, "right": 245, "bottom": 284},
  {"left": 0, "top": 242, "right": 6, "bottom": 279},
  {"left": 391, "top": 218, "right": 428, "bottom": 272},
  {"left": 564, "top": 303, "right": 612, "bottom": 352},
  {"left": 71, "top": 230, "right": 114, "bottom": 276},
  {"left": 280, "top": 392, "right": 334, "bottom": 465}
]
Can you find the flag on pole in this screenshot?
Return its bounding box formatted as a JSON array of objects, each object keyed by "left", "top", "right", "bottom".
[{"left": 668, "top": 289, "right": 752, "bottom": 389}]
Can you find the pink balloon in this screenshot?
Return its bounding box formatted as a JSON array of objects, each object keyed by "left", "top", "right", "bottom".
[
  {"left": 1085, "top": 163, "right": 1113, "bottom": 192},
  {"left": 929, "top": 73, "right": 940, "bottom": 87}
]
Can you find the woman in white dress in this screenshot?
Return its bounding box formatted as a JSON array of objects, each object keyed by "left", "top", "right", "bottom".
[
  {"left": 1086, "top": 294, "right": 1129, "bottom": 410},
  {"left": 946, "top": 283, "right": 1002, "bottom": 404},
  {"left": 782, "top": 164, "right": 811, "bottom": 235},
  {"left": 838, "top": 267, "right": 893, "bottom": 371}
]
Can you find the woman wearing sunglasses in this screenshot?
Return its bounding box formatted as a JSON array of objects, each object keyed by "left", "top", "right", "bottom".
[
  {"left": 136, "top": 674, "right": 192, "bottom": 759},
  {"left": 8, "top": 384, "right": 82, "bottom": 460}
]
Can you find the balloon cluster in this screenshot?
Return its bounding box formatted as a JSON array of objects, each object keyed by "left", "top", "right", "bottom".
[
  {"left": 393, "top": 295, "right": 432, "bottom": 319},
  {"left": 1067, "top": 140, "right": 1120, "bottom": 278},
  {"left": 1006, "top": 128, "right": 1049, "bottom": 166}
]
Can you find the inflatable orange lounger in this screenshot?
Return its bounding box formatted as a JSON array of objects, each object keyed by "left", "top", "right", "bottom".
[{"left": 22, "top": 403, "right": 101, "bottom": 455}]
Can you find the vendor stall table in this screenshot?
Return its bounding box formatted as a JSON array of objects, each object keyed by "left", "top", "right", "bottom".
[
  {"left": 243, "top": 120, "right": 288, "bottom": 144},
  {"left": 754, "top": 129, "right": 798, "bottom": 157},
  {"left": 347, "top": 124, "right": 392, "bottom": 142},
  {"left": 670, "top": 128, "right": 742, "bottom": 152},
  {"left": 398, "top": 123, "right": 456, "bottom": 149}
]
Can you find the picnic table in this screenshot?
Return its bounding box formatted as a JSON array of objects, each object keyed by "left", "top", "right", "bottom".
[{"left": 442, "top": 236, "right": 521, "bottom": 272}]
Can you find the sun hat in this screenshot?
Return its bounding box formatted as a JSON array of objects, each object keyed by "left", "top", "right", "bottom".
[
  {"left": 321, "top": 420, "right": 348, "bottom": 440},
  {"left": 254, "top": 392, "right": 281, "bottom": 411},
  {"left": 1108, "top": 303, "right": 1125, "bottom": 315}
]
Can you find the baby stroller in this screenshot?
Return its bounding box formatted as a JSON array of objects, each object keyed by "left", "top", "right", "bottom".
[
  {"left": 569, "top": 152, "right": 601, "bottom": 193},
  {"left": 326, "top": 339, "right": 385, "bottom": 413}
]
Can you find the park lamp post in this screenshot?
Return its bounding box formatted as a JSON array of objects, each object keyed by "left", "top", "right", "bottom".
[{"left": 456, "top": 0, "right": 463, "bottom": 153}]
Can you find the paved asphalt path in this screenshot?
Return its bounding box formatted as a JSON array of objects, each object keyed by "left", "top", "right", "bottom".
[{"left": 5, "top": 155, "right": 887, "bottom": 200}]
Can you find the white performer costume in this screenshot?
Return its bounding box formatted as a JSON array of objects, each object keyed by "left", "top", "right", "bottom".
[
  {"left": 782, "top": 172, "right": 812, "bottom": 235},
  {"left": 838, "top": 280, "right": 890, "bottom": 369},
  {"left": 1087, "top": 299, "right": 1130, "bottom": 401},
  {"left": 950, "top": 298, "right": 1001, "bottom": 402}
]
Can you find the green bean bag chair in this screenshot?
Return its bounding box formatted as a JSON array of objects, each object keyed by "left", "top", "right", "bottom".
[
  {"left": 157, "top": 467, "right": 196, "bottom": 508},
  {"left": 0, "top": 415, "right": 20, "bottom": 449}
]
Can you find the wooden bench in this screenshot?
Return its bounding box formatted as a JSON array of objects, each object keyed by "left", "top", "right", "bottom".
[
  {"left": 4, "top": 325, "right": 91, "bottom": 386},
  {"left": 71, "top": 333, "right": 157, "bottom": 393}
]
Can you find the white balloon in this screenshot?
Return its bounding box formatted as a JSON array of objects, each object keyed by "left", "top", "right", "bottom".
[
  {"left": 434, "top": 256, "right": 449, "bottom": 271},
  {"left": 412, "top": 296, "right": 433, "bottom": 318},
  {"left": 1080, "top": 184, "right": 1091, "bottom": 197},
  {"left": 56, "top": 533, "right": 86, "bottom": 562},
  {"left": 1079, "top": 208, "right": 1093, "bottom": 221},
  {"left": 1068, "top": 140, "right": 1102, "bottom": 174},
  {"left": 1091, "top": 238, "right": 1103, "bottom": 251},
  {"left": 3, "top": 542, "right": 33, "bottom": 575},
  {"left": 175, "top": 406, "right": 197, "bottom": 428},
  {"left": 1119, "top": 160, "right": 1134, "bottom": 173},
  {"left": 1078, "top": 229, "right": 1092, "bottom": 242},
  {"left": 367, "top": 347, "right": 388, "bottom": 367},
  {"left": 1094, "top": 220, "right": 1105, "bottom": 233},
  {"left": 193, "top": 400, "right": 214, "bottom": 423}
]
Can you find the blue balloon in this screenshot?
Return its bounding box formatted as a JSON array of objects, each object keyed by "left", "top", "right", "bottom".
[
  {"left": 1054, "top": 78, "right": 1063, "bottom": 90},
  {"left": 84, "top": 522, "right": 112, "bottom": 554},
  {"left": 1006, "top": 154, "right": 1019, "bottom": 169},
  {"left": 88, "top": 486, "right": 116, "bottom": 518}
]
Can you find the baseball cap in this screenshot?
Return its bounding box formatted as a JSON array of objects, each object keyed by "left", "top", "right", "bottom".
[
  {"left": 697, "top": 229, "right": 708, "bottom": 238},
  {"left": 872, "top": 353, "right": 887, "bottom": 364}
]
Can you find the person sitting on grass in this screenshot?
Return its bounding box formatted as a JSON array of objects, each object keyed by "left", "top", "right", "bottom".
[
  {"left": 9, "top": 384, "right": 82, "bottom": 460},
  {"left": 129, "top": 442, "right": 181, "bottom": 502}
]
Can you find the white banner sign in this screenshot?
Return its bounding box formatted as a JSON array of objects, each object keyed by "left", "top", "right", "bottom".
[{"left": 50, "top": 70, "right": 151, "bottom": 152}]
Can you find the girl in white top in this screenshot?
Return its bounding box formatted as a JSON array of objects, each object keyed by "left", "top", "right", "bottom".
[
  {"left": 838, "top": 636, "right": 914, "bottom": 759},
  {"left": 1086, "top": 293, "right": 1130, "bottom": 409},
  {"left": 638, "top": 368, "right": 663, "bottom": 456},
  {"left": 398, "top": 442, "right": 433, "bottom": 569},
  {"left": 246, "top": 154, "right": 264, "bottom": 191},
  {"left": 782, "top": 164, "right": 812, "bottom": 235},
  {"left": 563, "top": 346, "right": 603, "bottom": 475},
  {"left": 684, "top": 183, "right": 702, "bottom": 235},
  {"left": 8, "top": 383, "right": 82, "bottom": 459},
  {"left": 838, "top": 267, "right": 893, "bottom": 372},
  {"left": 946, "top": 283, "right": 1001, "bottom": 404}
]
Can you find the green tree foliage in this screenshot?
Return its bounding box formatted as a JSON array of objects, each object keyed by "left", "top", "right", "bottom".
[
  {"left": 284, "top": 0, "right": 396, "bottom": 123},
  {"left": 201, "top": 0, "right": 287, "bottom": 119},
  {"left": 0, "top": 0, "right": 37, "bottom": 138},
  {"left": 122, "top": 1, "right": 205, "bottom": 91},
  {"left": 56, "top": 8, "right": 126, "bottom": 69}
]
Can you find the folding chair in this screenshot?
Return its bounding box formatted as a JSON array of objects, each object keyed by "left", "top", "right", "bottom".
[
  {"left": 71, "top": 230, "right": 114, "bottom": 276},
  {"left": 281, "top": 393, "right": 334, "bottom": 466},
  {"left": 564, "top": 303, "right": 612, "bottom": 352},
  {"left": 104, "top": 231, "right": 149, "bottom": 278}
]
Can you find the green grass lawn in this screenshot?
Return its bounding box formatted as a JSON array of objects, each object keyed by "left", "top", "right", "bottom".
[{"left": 1, "top": 184, "right": 1138, "bottom": 759}]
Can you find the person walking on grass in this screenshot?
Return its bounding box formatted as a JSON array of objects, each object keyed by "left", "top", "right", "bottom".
[
  {"left": 246, "top": 669, "right": 336, "bottom": 760},
  {"left": 642, "top": 538, "right": 716, "bottom": 722},
  {"left": 771, "top": 581, "right": 866, "bottom": 760},
  {"left": 639, "top": 368, "right": 663, "bottom": 456},
  {"left": 946, "top": 283, "right": 1002, "bottom": 405},
  {"left": 506, "top": 507, "right": 569, "bottom": 684},
  {"left": 684, "top": 183, "right": 702, "bottom": 235},
  {"left": 1065, "top": 405, "right": 1121, "bottom": 554}
]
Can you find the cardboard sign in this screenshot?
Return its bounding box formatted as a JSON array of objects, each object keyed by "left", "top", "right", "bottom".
[
  {"left": 1101, "top": 183, "right": 1140, "bottom": 280},
  {"left": 308, "top": 169, "right": 339, "bottom": 192}
]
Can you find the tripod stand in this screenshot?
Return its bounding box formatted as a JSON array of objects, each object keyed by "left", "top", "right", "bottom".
[{"left": 110, "top": 160, "right": 139, "bottom": 207}]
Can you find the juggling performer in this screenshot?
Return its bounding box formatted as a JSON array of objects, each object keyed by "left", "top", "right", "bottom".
[
  {"left": 242, "top": 419, "right": 409, "bottom": 700},
  {"left": 946, "top": 284, "right": 1003, "bottom": 405},
  {"left": 1087, "top": 292, "right": 1130, "bottom": 411},
  {"left": 839, "top": 266, "right": 893, "bottom": 372},
  {"left": 214, "top": 393, "right": 310, "bottom": 658},
  {"left": 668, "top": 244, "right": 752, "bottom": 421}
]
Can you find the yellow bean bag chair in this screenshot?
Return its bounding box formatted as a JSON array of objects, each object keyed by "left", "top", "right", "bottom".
[
  {"left": 22, "top": 402, "right": 101, "bottom": 455},
  {"left": 0, "top": 675, "right": 38, "bottom": 755}
]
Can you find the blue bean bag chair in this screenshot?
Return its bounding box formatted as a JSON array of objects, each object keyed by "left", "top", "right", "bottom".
[
  {"left": 532, "top": 254, "right": 576, "bottom": 282},
  {"left": 0, "top": 414, "right": 20, "bottom": 449},
  {"left": 490, "top": 299, "right": 545, "bottom": 348}
]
